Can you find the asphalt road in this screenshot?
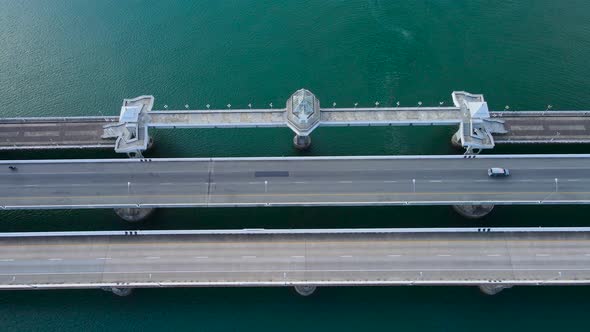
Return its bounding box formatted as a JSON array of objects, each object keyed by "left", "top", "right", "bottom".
[
  {"left": 0, "top": 118, "right": 117, "bottom": 149},
  {"left": 1, "top": 155, "right": 590, "bottom": 209},
  {"left": 0, "top": 228, "right": 589, "bottom": 288},
  {"left": 492, "top": 114, "right": 590, "bottom": 143}
]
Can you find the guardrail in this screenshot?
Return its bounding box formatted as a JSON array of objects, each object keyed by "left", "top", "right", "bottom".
[
  {"left": 1, "top": 227, "right": 588, "bottom": 238},
  {"left": 1, "top": 153, "right": 590, "bottom": 164}
]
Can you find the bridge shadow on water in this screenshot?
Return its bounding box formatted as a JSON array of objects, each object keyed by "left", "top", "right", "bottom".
[{"left": 1, "top": 205, "right": 589, "bottom": 232}]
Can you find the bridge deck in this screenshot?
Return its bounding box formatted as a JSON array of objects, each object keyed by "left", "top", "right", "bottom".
[
  {"left": 492, "top": 111, "right": 590, "bottom": 144},
  {"left": 1, "top": 155, "right": 590, "bottom": 209},
  {"left": 0, "top": 228, "right": 588, "bottom": 289},
  {"left": 0, "top": 117, "right": 117, "bottom": 150},
  {"left": 2, "top": 110, "right": 590, "bottom": 152}
]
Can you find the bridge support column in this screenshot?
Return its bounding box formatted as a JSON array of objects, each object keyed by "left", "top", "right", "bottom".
[
  {"left": 479, "top": 284, "right": 512, "bottom": 295},
  {"left": 103, "top": 287, "right": 133, "bottom": 297},
  {"left": 114, "top": 208, "right": 155, "bottom": 222},
  {"left": 147, "top": 136, "right": 154, "bottom": 151},
  {"left": 451, "top": 129, "right": 462, "bottom": 148},
  {"left": 293, "top": 135, "right": 311, "bottom": 150},
  {"left": 294, "top": 285, "right": 316, "bottom": 296},
  {"left": 452, "top": 205, "right": 494, "bottom": 219}
]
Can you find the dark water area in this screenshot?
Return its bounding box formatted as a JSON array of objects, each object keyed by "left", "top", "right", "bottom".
[{"left": 1, "top": 0, "right": 590, "bottom": 330}]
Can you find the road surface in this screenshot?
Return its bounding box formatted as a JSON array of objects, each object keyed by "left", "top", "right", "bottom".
[
  {"left": 0, "top": 117, "right": 117, "bottom": 150},
  {"left": 0, "top": 228, "right": 589, "bottom": 289},
  {"left": 1, "top": 155, "right": 590, "bottom": 209}
]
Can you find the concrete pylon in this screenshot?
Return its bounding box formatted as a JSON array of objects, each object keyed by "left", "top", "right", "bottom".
[
  {"left": 451, "top": 129, "right": 462, "bottom": 149},
  {"left": 114, "top": 208, "right": 155, "bottom": 222},
  {"left": 479, "top": 284, "right": 512, "bottom": 295},
  {"left": 294, "top": 285, "right": 316, "bottom": 296},
  {"left": 452, "top": 205, "right": 494, "bottom": 219},
  {"left": 104, "top": 287, "right": 133, "bottom": 296},
  {"left": 293, "top": 135, "right": 311, "bottom": 150}
]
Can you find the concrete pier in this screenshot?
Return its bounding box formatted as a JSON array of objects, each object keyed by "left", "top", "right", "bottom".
[
  {"left": 452, "top": 205, "right": 494, "bottom": 219},
  {"left": 451, "top": 130, "right": 462, "bottom": 149},
  {"left": 478, "top": 284, "right": 513, "bottom": 295},
  {"left": 114, "top": 208, "right": 155, "bottom": 222},
  {"left": 293, "top": 135, "right": 311, "bottom": 150},
  {"left": 106, "top": 287, "right": 134, "bottom": 297},
  {"left": 294, "top": 285, "right": 316, "bottom": 296}
]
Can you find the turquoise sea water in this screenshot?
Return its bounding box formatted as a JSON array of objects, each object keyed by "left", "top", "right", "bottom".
[{"left": 1, "top": 1, "right": 590, "bottom": 330}]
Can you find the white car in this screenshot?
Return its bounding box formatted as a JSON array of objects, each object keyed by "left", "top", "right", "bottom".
[{"left": 488, "top": 167, "right": 510, "bottom": 177}]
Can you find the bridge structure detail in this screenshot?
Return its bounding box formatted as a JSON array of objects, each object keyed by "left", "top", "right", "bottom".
[{"left": 2, "top": 89, "right": 590, "bottom": 156}]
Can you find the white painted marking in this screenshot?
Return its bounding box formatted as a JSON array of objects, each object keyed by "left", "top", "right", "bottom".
[
  {"left": 536, "top": 254, "right": 550, "bottom": 257},
  {"left": 429, "top": 180, "right": 443, "bottom": 183},
  {"left": 340, "top": 255, "right": 353, "bottom": 258},
  {"left": 388, "top": 254, "right": 401, "bottom": 257},
  {"left": 294, "top": 181, "right": 307, "bottom": 184},
  {"left": 437, "top": 254, "right": 451, "bottom": 257},
  {"left": 96, "top": 257, "right": 111, "bottom": 260},
  {"left": 0, "top": 259, "right": 14, "bottom": 262},
  {"left": 194, "top": 256, "right": 208, "bottom": 259},
  {"left": 48, "top": 258, "right": 62, "bottom": 261},
  {"left": 242, "top": 256, "right": 256, "bottom": 259},
  {"left": 384, "top": 180, "right": 397, "bottom": 183},
  {"left": 487, "top": 254, "right": 502, "bottom": 257},
  {"left": 145, "top": 256, "right": 160, "bottom": 259},
  {"left": 291, "top": 256, "right": 304, "bottom": 259},
  {"left": 248, "top": 182, "right": 260, "bottom": 185},
  {"left": 584, "top": 254, "right": 590, "bottom": 257}
]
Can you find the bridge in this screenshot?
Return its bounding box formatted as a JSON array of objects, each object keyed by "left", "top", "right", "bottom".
[
  {"left": 1, "top": 154, "right": 590, "bottom": 220},
  {"left": 1, "top": 227, "right": 588, "bottom": 296},
  {"left": 2, "top": 90, "right": 589, "bottom": 156}
]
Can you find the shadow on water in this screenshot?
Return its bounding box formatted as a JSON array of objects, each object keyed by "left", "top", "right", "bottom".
[{"left": 1, "top": 204, "right": 589, "bottom": 232}]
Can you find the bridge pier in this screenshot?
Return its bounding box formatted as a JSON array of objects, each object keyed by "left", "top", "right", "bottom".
[
  {"left": 114, "top": 208, "right": 155, "bottom": 222},
  {"left": 294, "top": 285, "right": 316, "bottom": 296},
  {"left": 103, "top": 287, "right": 133, "bottom": 296},
  {"left": 451, "top": 129, "right": 462, "bottom": 149},
  {"left": 452, "top": 205, "right": 494, "bottom": 219},
  {"left": 293, "top": 135, "right": 311, "bottom": 150},
  {"left": 478, "top": 284, "right": 512, "bottom": 295}
]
